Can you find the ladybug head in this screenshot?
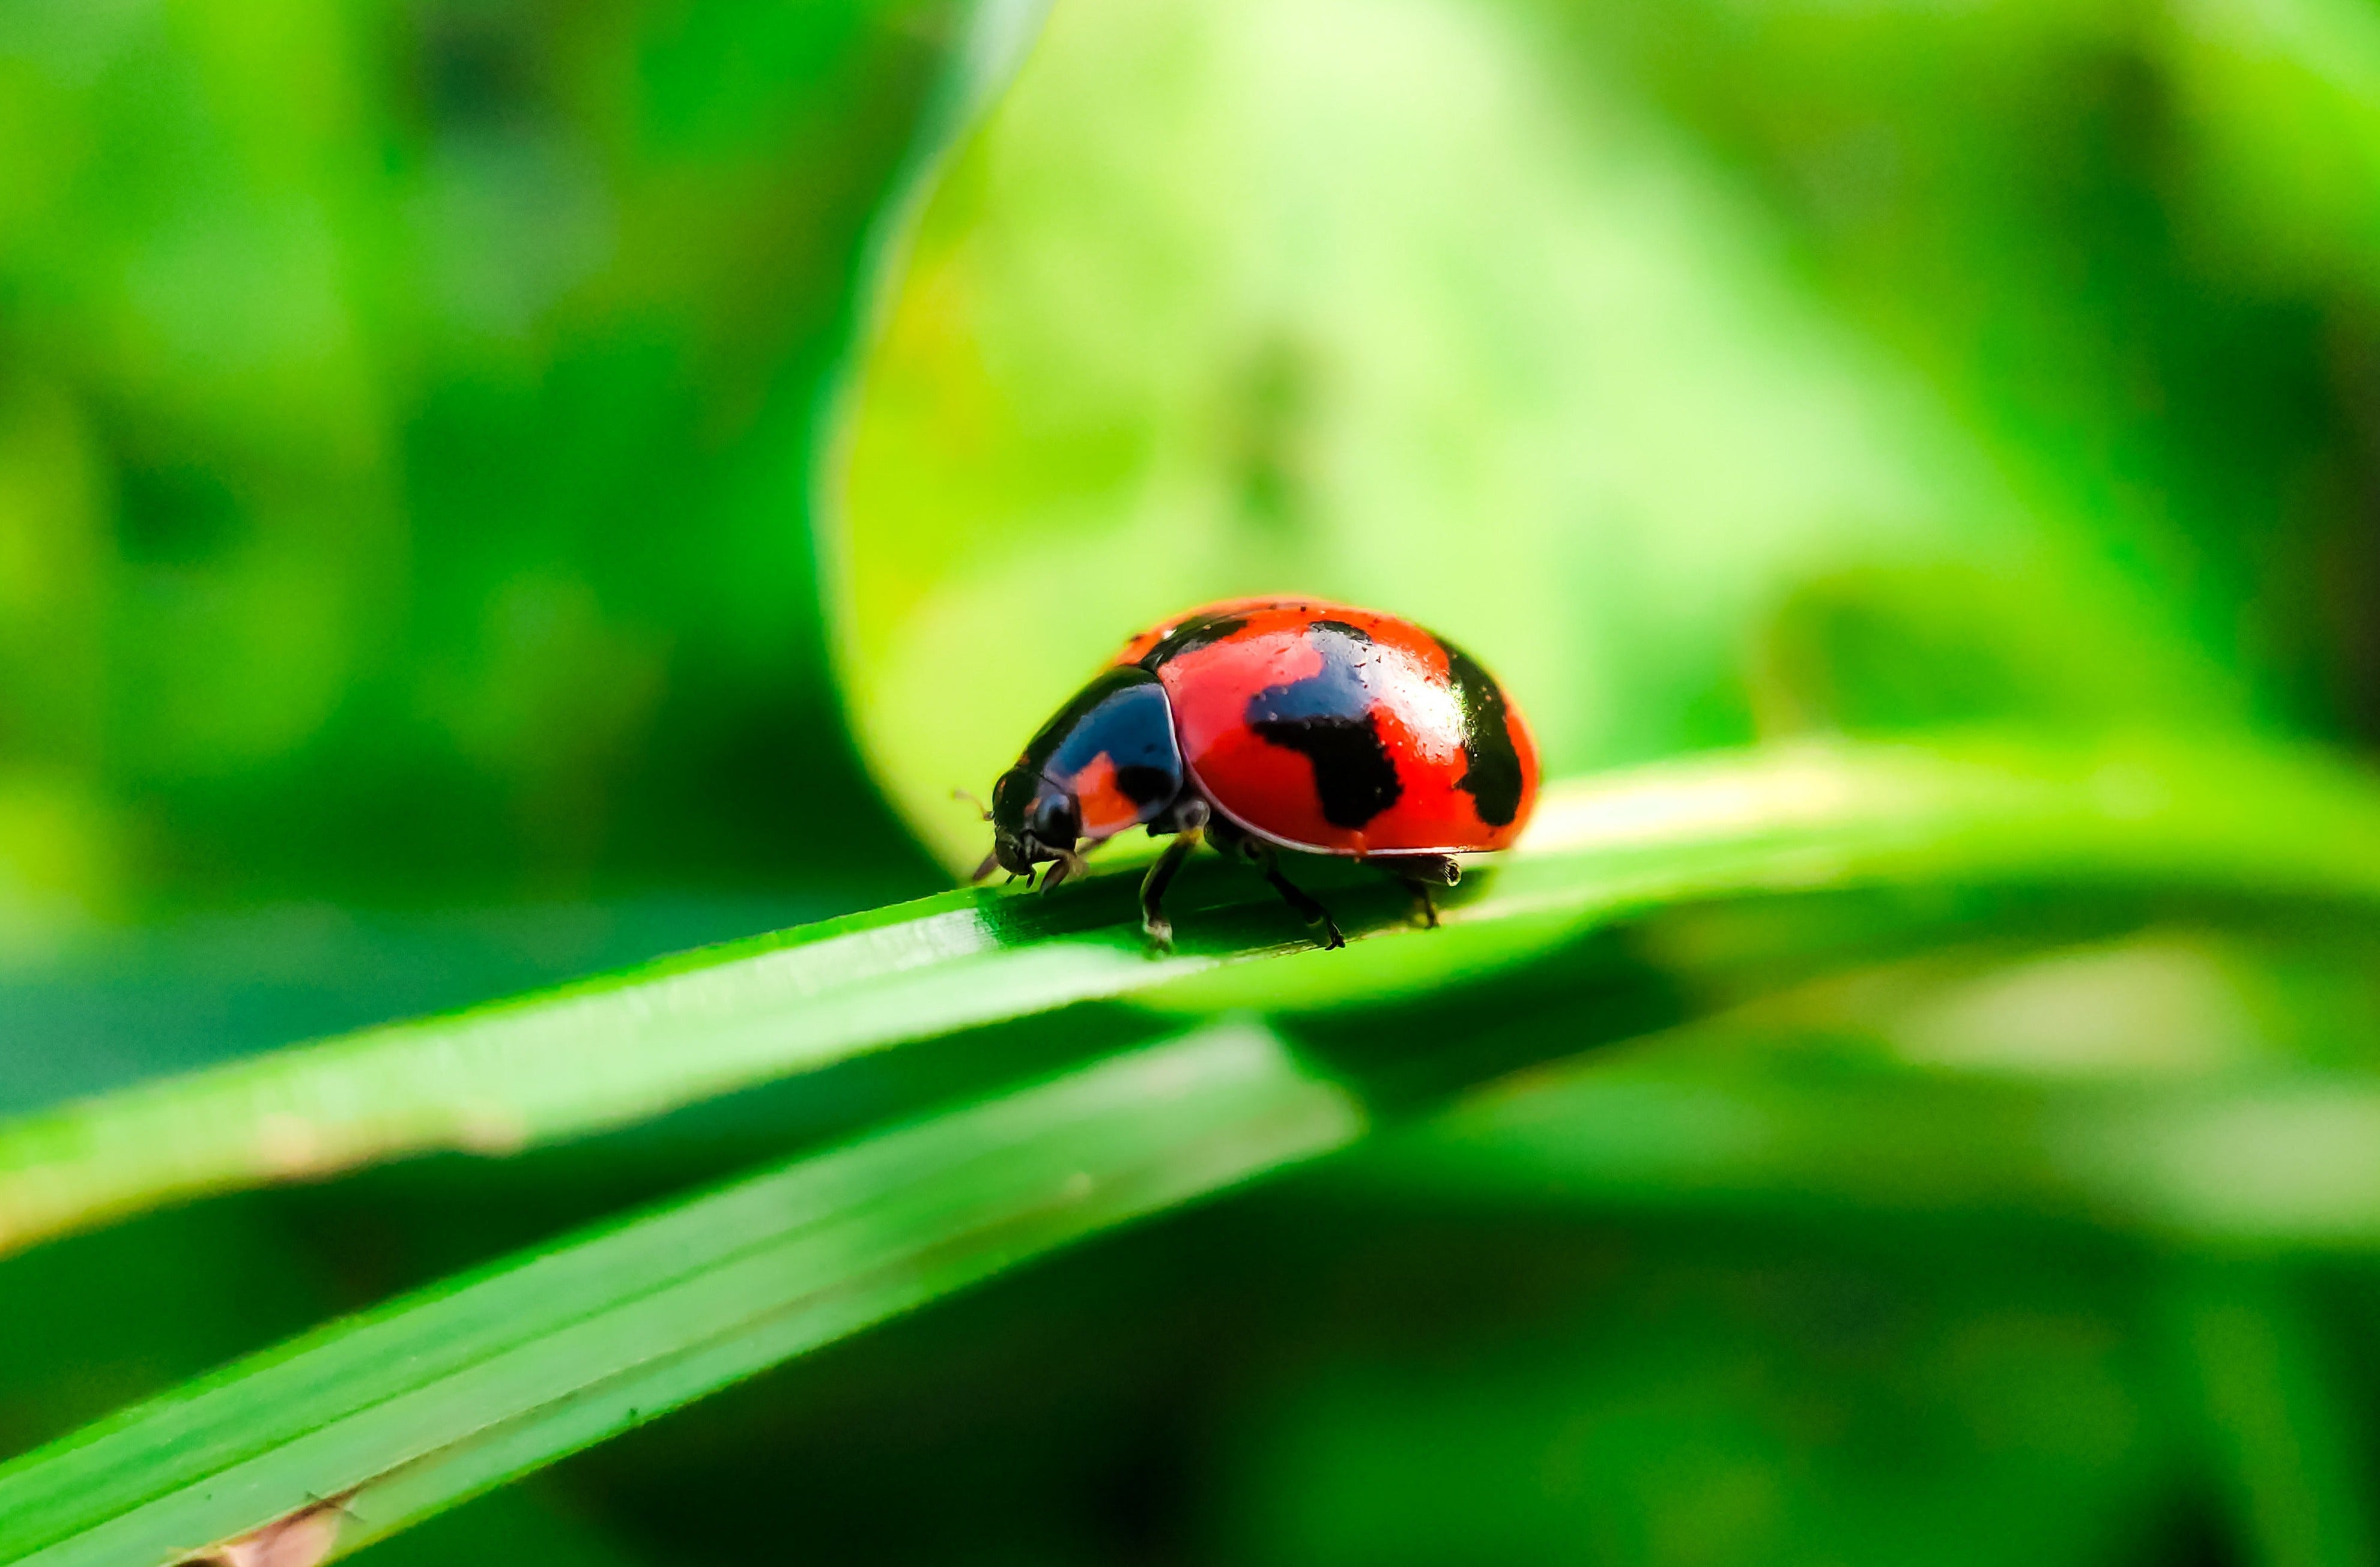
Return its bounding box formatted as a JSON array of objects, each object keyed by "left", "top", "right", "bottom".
[{"left": 984, "top": 765, "right": 1084, "bottom": 884}]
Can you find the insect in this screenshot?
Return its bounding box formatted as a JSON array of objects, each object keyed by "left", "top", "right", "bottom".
[{"left": 977, "top": 597, "right": 1538, "bottom": 949}]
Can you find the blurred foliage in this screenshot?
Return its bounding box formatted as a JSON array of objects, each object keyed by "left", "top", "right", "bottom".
[
  {"left": 6, "top": 0, "right": 2380, "bottom": 1563},
  {"left": 0, "top": 0, "right": 960, "bottom": 928},
  {"left": 827, "top": 0, "right": 2380, "bottom": 869}
]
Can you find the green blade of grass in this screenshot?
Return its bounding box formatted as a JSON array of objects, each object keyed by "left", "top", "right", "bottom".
[
  {"left": 0, "top": 1020, "right": 1362, "bottom": 1566},
  {"left": 4, "top": 736, "right": 2379, "bottom": 1258}
]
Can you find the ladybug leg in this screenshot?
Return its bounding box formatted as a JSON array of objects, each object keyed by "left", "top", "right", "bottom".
[
  {"left": 1137, "top": 830, "right": 1201, "bottom": 952},
  {"left": 1259, "top": 852, "right": 1345, "bottom": 950},
  {"left": 1387, "top": 854, "right": 1461, "bottom": 928}
]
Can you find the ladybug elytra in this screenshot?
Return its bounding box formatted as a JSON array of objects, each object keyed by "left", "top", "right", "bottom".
[{"left": 978, "top": 597, "right": 1539, "bottom": 949}]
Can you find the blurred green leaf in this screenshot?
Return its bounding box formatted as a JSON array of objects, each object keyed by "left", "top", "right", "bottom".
[
  {"left": 2158, "top": 0, "right": 2380, "bottom": 300},
  {"left": 0, "top": 1020, "right": 1361, "bottom": 1566},
  {"left": 1291, "top": 1008, "right": 2380, "bottom": 1564},
  {"left": 2169, "top": 1264, "right": 2380, "bottom": 1567},
  {"left": 0, "top": 0, "right": 1034, "bottom": 907},
  {"left": 1547, "top": 0, "right": 2380, "bottom": 740},
  {"left": 1364, "top": 1039, "right": 2380, "bottom": 1251},
  {"left": 1224, "top": 1228, "right": 2177, "bottom": 1567},
  {"left": 821, "top": 0, "right": 2242, "bottom": 872}
]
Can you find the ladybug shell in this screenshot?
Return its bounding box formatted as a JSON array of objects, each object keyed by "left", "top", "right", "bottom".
[{"left": 1110, "top": 597, "right": 1539, "bottom": 857}]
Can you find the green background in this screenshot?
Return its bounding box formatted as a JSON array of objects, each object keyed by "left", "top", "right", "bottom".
[{"left": 5, "top": 0, "right": 2380, "bottom": 1561}]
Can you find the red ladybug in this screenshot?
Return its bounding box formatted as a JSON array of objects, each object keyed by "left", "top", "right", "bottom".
[{"left": 978, "top": 597, "right": 1539, "bottom": 949}]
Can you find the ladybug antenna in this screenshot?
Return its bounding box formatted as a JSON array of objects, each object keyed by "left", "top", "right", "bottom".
[{"left": 951, "top": 787, "right": 992, "bottom": 823}]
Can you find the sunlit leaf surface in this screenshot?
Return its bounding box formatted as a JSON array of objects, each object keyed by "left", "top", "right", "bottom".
[
  {"left": 5, "top": 737, "right": 2375, "bottom": 1261},
  {"left": 823, "top": 0, "right": 2241, "bottom": 871}
]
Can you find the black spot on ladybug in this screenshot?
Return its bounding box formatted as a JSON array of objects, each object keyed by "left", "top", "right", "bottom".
[
  {"left": 1244, "top": 623, "right": 1402, "bottom": 829},
  {"left": 1139, "top": 612, "right": 1249, "bottom": 671},
  {"left": 1253, "top": 713, "right": 1402, "bottom": 828},
  {"left": 1112, "top": 762, "right": 1178, "bottom": 805},
  {"left": 1308, "top": 618, "right": 1374, "bottom": 644},
  {"left": 1440, "top": 639, "right": 1524, "bottom": 826}
]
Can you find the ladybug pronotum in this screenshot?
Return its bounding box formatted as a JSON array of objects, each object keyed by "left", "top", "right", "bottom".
[{"left": 977, "top": 597, "right": 1539, "bottom": 949}]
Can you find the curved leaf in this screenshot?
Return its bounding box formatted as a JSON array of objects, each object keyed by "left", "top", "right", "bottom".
[
  {"left": 818, "top": 0, "right": 2238, "bottom": 871},
  {"left": 1, "top": 736, "right": 2376, "bottom": 1260},
  {"left": 0, "top": 1022, "right": 1361, "bottom": 1566}
]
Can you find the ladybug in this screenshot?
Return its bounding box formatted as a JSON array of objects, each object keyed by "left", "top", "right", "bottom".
[{"left": 977, "top": 597, "right": 1539, "bottom": 949}]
